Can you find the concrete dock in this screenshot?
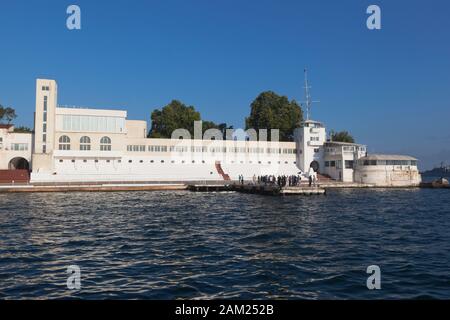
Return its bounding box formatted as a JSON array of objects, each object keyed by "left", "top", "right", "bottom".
[
  {"left": 231, "top": 183, "right": 326, "bottom": 196},
  {"left": 0, "top": 179, "right": 440, "bottom": 194},
  {"left": 187, "top": 184, "right": 231, "bottom": 192},
  {"left": 0, "top": 183, "right": 187, "bottom": 193}
]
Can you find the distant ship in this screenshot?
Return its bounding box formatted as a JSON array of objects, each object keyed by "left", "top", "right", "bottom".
[{"left": 421, "top": 162, "right": 450, "bottom": 178}]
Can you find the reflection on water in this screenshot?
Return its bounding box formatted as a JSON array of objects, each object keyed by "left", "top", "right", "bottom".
[{"left": 0, "top": 188, "right": 449, "bottom": 299}]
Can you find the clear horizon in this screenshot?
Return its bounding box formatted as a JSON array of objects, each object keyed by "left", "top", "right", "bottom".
[{"left": 0, "top": 0, "right": 449, "bottom": 169}]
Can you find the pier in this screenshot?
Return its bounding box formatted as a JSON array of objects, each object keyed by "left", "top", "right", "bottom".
[
  {"left": 2, "top": 180, "right": 445, "bottom": 194},
  {"left": 231, "top": 183, "right": 326, "bottom": 196},
  {"left": 187, "top": 184, "right": 231, "bottom": 192},
  {"left": 0, "top": 183, "right": 187, "bottom": 193}
]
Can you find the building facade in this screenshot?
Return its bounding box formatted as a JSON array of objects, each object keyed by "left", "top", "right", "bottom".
[
  {"left": 0, "top": 124, "right": 32, "bottom": 171},
  {"left": 354, "top": 154, "right": 421, "bottom": 186},
  {"left": 0, "top": 79, "right": 422, "bottom": 186}
]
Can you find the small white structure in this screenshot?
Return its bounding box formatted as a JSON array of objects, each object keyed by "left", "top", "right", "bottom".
[
  {"left": 0, "top": 124, "right": 32, "bottom": 170},
  {"left": 323, "top": 141, "right": 367, "bottom": 182},
  {"left": 354, "top": 154, "right": 421, "bottom": 186},
  {"left": 295, "top": 120, "right": 327, "bottom": 174}
]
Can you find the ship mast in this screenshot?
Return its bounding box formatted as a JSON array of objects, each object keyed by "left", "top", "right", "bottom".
[{"left": 302, "top": 68, "right": 319, "bottom": 121}]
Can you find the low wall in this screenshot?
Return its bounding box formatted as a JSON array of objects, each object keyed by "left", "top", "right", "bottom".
[{"left": 0, "top": 170, "right": 30, "bottom": 183}]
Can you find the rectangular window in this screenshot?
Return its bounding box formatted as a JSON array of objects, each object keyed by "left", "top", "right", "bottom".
[
  {"left": 60, "top": 115, "right": 125, "bottom": 133},
  {"left": 43, "top": 134, "right": 46, "bottom": 142},
  {"left": 80, "top": 145, "right": 91, "bottom": 151},
  {"left": 330, "top": 161, "right": 336, "bottom": 167},
  {"left": 325, "top": 161, "right": 330, "bottom": 167},
  {"left": 43, "top": 145, "right": 46, "bottom": 153},
  {"left": 59, "top": 144, "right": 70, "bottom": 151},
  {"left": 11, "top": 143, "right": 28, "bottom": 151},
  {"left": 43, "top": 96, "right": 48, "bottom": 111},
  {"left": 43, "top": 112, "right": 47, "bottom": 122},
  {"left": 314, "top": 148, "right": 320, "bottom": 153},
  {"left": 345, "top": 160, "right": 354, "bottom": 169}
]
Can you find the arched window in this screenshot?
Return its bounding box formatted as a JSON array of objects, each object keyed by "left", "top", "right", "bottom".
[
  {"left": 59, "top": 135, "right": 71, "bottom": 150},
  {"left": 100, "top": 136, "right": 111, "bottom": 151},
  {"left": 80, "top": 136, "right": 91, "bottom": 151}
]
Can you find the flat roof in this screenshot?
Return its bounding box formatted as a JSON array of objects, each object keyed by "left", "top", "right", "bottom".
[
  {"left": 56, "top": 107, "right": 127, "bottom": 118},
  {"left": 325, "top": 141, "right": 366, "bottom": 147},
  {"left": 359, "top": 154, "right": 418, "bottom": 161}
]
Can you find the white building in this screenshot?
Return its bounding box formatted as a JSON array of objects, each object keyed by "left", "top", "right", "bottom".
[
  {"left": 323, "top": 141, "right": 367, "bottom": 182},
  {"left": 354, "top": 154, "right": 421, "bottom": 186},
  {"left": 0, "top": 78, "right": 422, "bottom": 186},
  {"left": 0, "top": 124, "right": 32, "bottom": 170}
]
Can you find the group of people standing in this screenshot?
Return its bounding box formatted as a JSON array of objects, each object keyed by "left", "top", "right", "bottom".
[
  {"left": 251, "top": 174, "right": 304, "bottom": 187},
  {"left": 238, "top": 172, "right": 319, "bottom": 187}
]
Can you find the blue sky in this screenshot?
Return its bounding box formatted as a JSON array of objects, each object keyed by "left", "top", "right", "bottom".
[{"left": 0, "top": 0, "right": 449, "bottom": 169}]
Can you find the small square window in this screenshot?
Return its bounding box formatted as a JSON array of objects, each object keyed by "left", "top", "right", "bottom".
[
  {"left": 83, "top": 160, "right": 87, "bottom": 163},
  {"left": 128, "top": 160, "right": 132, "bottom": 163},
  {"left": 71, "top": 160, "right": 75, "bottom": 163},
  {"left": 59, "top": 159, "right": 63, "bottom": 163}
]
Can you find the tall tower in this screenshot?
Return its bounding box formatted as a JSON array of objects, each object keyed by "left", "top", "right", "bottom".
[
  {"left": 31, "top": 79, "right": 58, "bottom": 174},
  {"left": 34, "top": 79, "right": 57, "bottom": 154}
]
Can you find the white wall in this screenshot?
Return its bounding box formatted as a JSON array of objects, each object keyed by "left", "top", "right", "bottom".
[
  {"left": 0, "top": 128, "right": 32, "bottom": 169},
  {"left": 354, "top": 165, "right": 421, "bottom": 186}
]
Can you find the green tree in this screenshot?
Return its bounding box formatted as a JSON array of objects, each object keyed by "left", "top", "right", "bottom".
[
  {"left": 0, "top": 104, "right": 17, "bottom": 124},
  {"left": 13, "top": 126, "right": 33, "bottom": 133},
  {"left": 245, "top": 91, "right": 303, "bottom": 141},
  {"left": 202, "top": 121, "right": 233, "bottom": 139},
  {"left": 148, "top": 100, "right": 233, "bottom": 139},
  {"left": 331, "top": 130, "right": 355, "bottom": 143},
  {"left": 148, "top": 100, "right": 201, "bottom": 138}
]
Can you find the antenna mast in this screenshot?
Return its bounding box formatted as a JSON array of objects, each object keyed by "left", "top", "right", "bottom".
[{"left": 302, "top": 68, "right": 319, "bottom": 121}]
